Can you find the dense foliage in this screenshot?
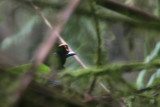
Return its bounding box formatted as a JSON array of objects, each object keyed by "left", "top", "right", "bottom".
[{"left": 1, "top": 0, "right": 160, "bottom": 107}]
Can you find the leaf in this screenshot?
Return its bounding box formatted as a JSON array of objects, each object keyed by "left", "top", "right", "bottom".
[
  {"left": 147, "top": 69, "right": 160, "bottom": 87},
  {"left": 8, "top": 63, "right": 51, "bottom": 75},
  {"left": 136, "top": 69, "right": 147, "bottom": 89},
  {"left": 137, "top": 42, "right": 160, "bottom": 89},
  {"left": 145, "top": 42, "right": 160, "bottom": 63}
]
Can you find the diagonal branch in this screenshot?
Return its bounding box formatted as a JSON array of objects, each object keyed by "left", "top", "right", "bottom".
[
  {"left": 98, "top": 82, "right": 110, "bottom": 93},
  {"left": 31, "top": 3, "right": 87, "bottom": 68},
  {"left": 97, "top": 0, "right": 160, "bottom": 22},
  {"left": 23, "top": 0, "right": 160, "bottom": 29},
  {"left": 33, "top": 0, "right": 81, "bottom": 63}
]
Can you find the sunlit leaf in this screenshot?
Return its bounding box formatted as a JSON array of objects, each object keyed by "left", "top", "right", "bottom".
[
  {"left": 137, "top": 42, "right": 160, "bottom": 89},
  {"left": 136, "top": 69, "right": 147, "bottom": 89},
  {"left": 147, "top": 69, "right": 160, "bottom": 87},
  {"left": 8, "top": 63, "right": 51, "bottom": 75}
]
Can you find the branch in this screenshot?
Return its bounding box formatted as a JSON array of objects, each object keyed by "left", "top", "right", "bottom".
[
  {"left": 97, "top": 0, "right": 160, "bottom": 22},
  {"left": 90, "top": 2, "right": 102, "bottom": 66},
  {"left": 87, "top": 1, "right": 102, "bottom": 96},
  {"left": 98, "top": 82, "right": 110, "bottom": 93},
  {"left": 61, "top": 61, "right": 160, "bottom": 78},
  {"left": 23, "top": 0, "right": 160, "bottom": 29},
  {"left": 33, "top": 0, "right": 81, "bottom": 63},
  {"left": 31, "top": 2, "right": 87, "bottom": 68}
]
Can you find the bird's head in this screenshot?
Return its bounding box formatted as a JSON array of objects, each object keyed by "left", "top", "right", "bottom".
[
  {"left": 44, "top": 43, "right": 76, "bottom": 69},
  {"left": 50, "top": 44, "right": 76, "bottom": 69},
  {"left": 56, "top": 44, "right": 76, "bottom": 58}
]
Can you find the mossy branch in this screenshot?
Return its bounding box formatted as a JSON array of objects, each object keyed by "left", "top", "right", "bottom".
[
  {"left": 61, "top": 61, "right": 160, "bottom": 78},
  {"left": 90, "top": 1, "right": 102, "bottom": 66},
  {"left": 87, "top": 0, "right": 103, "bottom": 96}
]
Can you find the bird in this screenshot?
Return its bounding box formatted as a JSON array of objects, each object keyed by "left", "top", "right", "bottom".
[
  {"left": 44, "top": 43, "right": 76, "bottom": 86},
  {"left": 44, "top": 43, "right": 76, "bottom": 70}
]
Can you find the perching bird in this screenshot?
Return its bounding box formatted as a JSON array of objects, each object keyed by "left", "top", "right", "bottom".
[{"left": 44, "top": 43, "right": 76, "bottom": 70}]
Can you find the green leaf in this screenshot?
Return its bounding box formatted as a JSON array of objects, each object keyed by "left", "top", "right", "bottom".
[
  {"left": 137, "top": 42, "right": 160, "bottom": 89},
  {"left": 147, "top": 69, "right": 160, "bottom": 87},
  {"left": 136, "top": 69, "right": 147, "bottom": 89},
  {"left": 8, "top": 63, "right": 51, "bottom": 75}
]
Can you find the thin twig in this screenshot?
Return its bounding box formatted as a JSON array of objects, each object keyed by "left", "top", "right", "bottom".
[
  {"left": 31, "top": 2, "right": 87, "bottom": 68},
  {"left": 98, "top": 82, "right": 110, "bottom": 93},
  {"left": 88, "top": 76, "right": 97, "bottom": 95},
  {"left": 33, "top": 0, "right": 81, "bottom": 63}
]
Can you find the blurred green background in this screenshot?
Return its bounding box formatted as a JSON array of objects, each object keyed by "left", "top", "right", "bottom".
[{"left": 1, "top": 0, "right": 160, "bottom": 107}]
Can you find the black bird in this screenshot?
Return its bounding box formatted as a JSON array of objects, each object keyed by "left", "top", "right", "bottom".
[{"left": 44, "top": 44, "right": 76, "bottom": 69}]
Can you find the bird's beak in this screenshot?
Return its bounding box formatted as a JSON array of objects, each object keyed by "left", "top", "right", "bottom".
[{"left": 66, "top": 51, "right": 76, "bottom": 56}]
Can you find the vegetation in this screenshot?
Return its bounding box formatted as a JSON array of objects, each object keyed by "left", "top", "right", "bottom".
[{"left": 1, "top": 0, "right": 160, "bottom": 107}]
